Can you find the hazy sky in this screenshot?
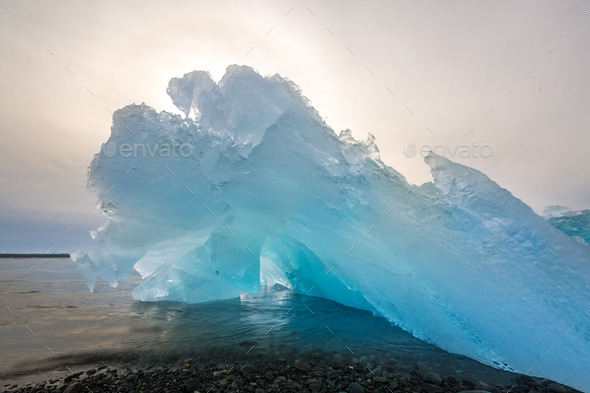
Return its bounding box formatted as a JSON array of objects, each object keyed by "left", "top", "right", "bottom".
[{"left": 1, "top": 0, "right": 589, "bottom": 252}]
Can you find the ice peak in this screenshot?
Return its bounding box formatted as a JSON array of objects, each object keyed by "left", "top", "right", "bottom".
[
  {"left": 166, "top": 71, "right": 215, "bottom": 116},
  {"left": 166, "top": 65, "right": 316, "bottom": 147}
]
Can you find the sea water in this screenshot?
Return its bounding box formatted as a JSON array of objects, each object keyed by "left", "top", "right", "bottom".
[{"left": 1, "top": 257, "right": 515, "bottom": 386}]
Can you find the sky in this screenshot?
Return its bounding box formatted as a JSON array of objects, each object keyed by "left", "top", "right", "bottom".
[{"left": 0, "top": 0, "right": 589, "bottom": 252}]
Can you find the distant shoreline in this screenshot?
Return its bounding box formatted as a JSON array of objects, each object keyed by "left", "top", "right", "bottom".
[{"left": 0, "top": 253, "right": 70, "bottom": 258}]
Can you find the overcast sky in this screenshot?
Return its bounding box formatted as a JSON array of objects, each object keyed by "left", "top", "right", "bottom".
[{"left": 1, "top": 0, "right": 589, "bottom": 252}]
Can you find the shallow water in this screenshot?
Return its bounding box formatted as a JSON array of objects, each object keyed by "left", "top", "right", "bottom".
[{"left": 0, "top": 257, "right": 516, "bottom": 385}]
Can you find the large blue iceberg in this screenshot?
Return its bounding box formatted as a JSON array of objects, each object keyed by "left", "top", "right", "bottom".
[{"left": 72, "top": 65, "right": 590, "bottom": 390}]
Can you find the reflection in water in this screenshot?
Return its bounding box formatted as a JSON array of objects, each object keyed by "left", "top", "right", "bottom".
[
  {"left": 122, "top": 288, "right": 434, "bottom": 363},
  {"left": 0, "top": 258, "right": 515, "bottom": 386}
]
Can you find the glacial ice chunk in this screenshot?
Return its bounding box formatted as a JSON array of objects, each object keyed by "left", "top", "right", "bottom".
[
  {"left": 545, "top": 208, "right": 590, "bottom": 244},
  {"left": 73, "top": 65, "right": 590, "bottom": 390}
]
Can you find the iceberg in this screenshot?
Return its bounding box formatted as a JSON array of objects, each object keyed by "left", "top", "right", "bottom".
[{"left": 73, "top": 65, "right": 590, "bottom": 390}]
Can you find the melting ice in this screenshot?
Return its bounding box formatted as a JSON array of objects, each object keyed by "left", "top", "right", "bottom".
[{"left": 72, "top": 65, "right": 590, "bottom": 390}]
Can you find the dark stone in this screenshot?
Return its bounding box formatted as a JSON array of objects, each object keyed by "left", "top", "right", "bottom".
[
  {"left": 548, "top": 383, "right": 566, "bottom": 393},
  {"left": 328, "top": 370, "right": 343, "bottom": 379},
  {"left": 415, "top": 362, "right": 431, "bottom": 378},
  {"left": 348, "top": 381, "right": 365, "bottom": 393},
  {"left": 183, "top": 378, "right": 199, "bottom": 390},
  {"left": 63, "top": 383, "right": 83, "bottom": 393},
  {"left": 241, "top": 364, "right": 257, "bottom": 373},
  {"left": 457, "top": 391, "right": 491, "bottom": 393},
  {"left": 423, "top": 383, "right": 443, "bottom": 393},
  {"left": 462, "top": 379, "right": 477, "bottom": 388},
  {"left": 423, "top": 372, "right": 442, "bottom": 386},
  {"left": 294, "top": 360, "right": 308, "bottom": 372},
  {"left": 367, "top": 367, "right": 382, "bottom": 377},
  {"left": 520, "top": 376, "right": 537, "bottom": 386},
  {"left": 86, "top": 369, "right": 96, "bottom": 376}
]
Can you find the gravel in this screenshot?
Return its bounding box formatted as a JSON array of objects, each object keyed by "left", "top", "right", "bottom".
[{"left": 1, "top": 359, "right": 579, "bottom": 393}]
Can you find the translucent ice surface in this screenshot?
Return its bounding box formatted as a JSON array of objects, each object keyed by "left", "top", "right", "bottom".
[
  {"left": 545, "top": 208, "right": 590, "bottom": 245},
  {"left": 73, "top": 65, "right": 590, "bottom": 390}
]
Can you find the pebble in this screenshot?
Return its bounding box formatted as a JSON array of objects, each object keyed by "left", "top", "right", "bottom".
[
  {"left": 457, "top": 391, "right": 491, "bottom": 393},
  {"left": 415, "top": 362, "right": 431, "bottom": 377},
  {"left": 183, "top": 378, "right": 199, "bottom": 389},
  {"left": 63, "top": 382, "right": 84, "bottom": 393},
  {"left": 348, "top": 381, "right": 365, "bottom": 393},
  {"left": 368, "top": 367, "right": 382, "bottom": 377},
  {"left": 548, "top": 383, "right": 566, "bottom": 393},
  {"left": 423, "top": 382, "right": 444, "bottom": 393},
  {"left": 240, "top": 364, "right": 257, "bottom": 373},
  {"left": 2, "top": 357, "right": 573, "bottom": 393},
  {"left": 423, "top": 372, "right": 443, "bottom": 386},
  {"left": 462, "top": 379, "right": 477, "bottom": 388},
  {"left": 294, "top": 360, "right": 308, "bottom": 372}
]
